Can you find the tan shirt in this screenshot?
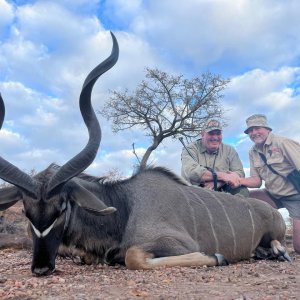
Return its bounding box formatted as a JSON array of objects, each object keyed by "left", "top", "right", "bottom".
[
  {"left": 249, "top": 132, "right": 300, "bottom": 198},
  {"left": 181, "top": 139, "right": 245, "bottom": 185}
]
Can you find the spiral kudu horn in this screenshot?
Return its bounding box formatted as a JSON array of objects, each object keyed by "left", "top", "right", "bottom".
[
  {"left": 46, "top": 32, "right": 119, "bottom": 194},
  {"left": 0, "top": 93, "right": 4, "bottom": 129}
]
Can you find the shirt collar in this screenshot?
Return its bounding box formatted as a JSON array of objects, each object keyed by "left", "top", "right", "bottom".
[{"left": 264, "top": 132, "right": 274, "bottom": 145}]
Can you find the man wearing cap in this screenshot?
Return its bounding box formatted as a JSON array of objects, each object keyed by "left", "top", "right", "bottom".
[
  {"left": 181, "top": 119, "right": 249, "bottom": 197},
  {"left": 235, "top": 114, "right": 300, "bottom": 254}
]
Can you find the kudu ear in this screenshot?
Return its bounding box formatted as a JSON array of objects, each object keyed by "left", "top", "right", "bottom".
[
  {"left": 67, "top": 180, "right": 116, "bottom": 216},
  {"left": 0, "top": 186, "right": 22, "bottom": 211}
]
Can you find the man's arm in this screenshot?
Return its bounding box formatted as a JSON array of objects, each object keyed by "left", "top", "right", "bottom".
[
  {"left": 230, "top": 150, "right": 262, "bottom": 188},
  {"left": 182, "top": 143, "right": 243, "bottom": 187},
  {"left": 181, "top": 146, "right": 208, "bottom": 184},
  {"left": 239, "top": 176, "right": 262, "bottom": 188},
  {"left": 207, "top": 146, "right": 244, "bottom": 187},
  {"left": 282, "top": 139, "right": 300, "bottom": 170},
  {"left": 202, "top": 170, "right": 241, "bottom": 190},
  {"left": 181, "top": 145, "right": 232, "bottom": 186},
  {"left": 201, "top": 169, "right": 239, "bottom": 183}
]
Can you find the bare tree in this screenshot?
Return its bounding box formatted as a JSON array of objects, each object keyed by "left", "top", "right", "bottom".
[{"left": 100, "top": 68, "right": 229, "bottom": 169}]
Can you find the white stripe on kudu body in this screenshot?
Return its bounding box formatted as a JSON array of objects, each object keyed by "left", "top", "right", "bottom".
[
  {"left": 210, "top": 192, "right": 237, "bottom": 258},
  {"left": 189, "top": 190, "right": 220, "bottom": 253},
  {"left": 180, "top": 186, "right": 198, "bottom": 240},
  {"left": 248, "top": 208, "right": 256, "bottom": 257}
]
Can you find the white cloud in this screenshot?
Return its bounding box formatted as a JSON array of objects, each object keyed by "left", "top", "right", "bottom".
[
  {"left": 263, "top": 88, "right": 293, "bottom": 109},
  {"left": 15, "top": 2, "right": 102, "bottom": 46},
  {"left": 0, "top": 128, "right": 28, "bottom": 150},
  {"left": 46, "top": 0, "right": 100, "bottom": 13},
  {"left": 0, "top": 0, "right": 14, "bottom": 29},
  {"left": 0, "top": 81, "right": 67, "bottom": 121},
  {"left": 104, "top": 0, "right": 300, "bottom": 73},
  {"left": 1, "top": 0, "right": 300, "bottom": 179},
  {"left": 16, "top": 148, "right": 61, "bottom": 171},
  {"left": 224, "top": 67, "right": 300, "bottom": 136},
  {"left": 100, "top": 0, "right": 144, "bottom": 28},
  {"left": 88, "top": 139, "right": 183, "bottom": 177},
  {"left": 21, "top": 107, "right": 58, "bottom": 126},
  {"left": 89, "top": 149, "right": 137, "bottom": 176}
]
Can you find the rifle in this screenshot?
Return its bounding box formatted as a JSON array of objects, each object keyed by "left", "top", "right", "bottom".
[{"left": 179, "top": 137, "right": 218, "bottom": 191}]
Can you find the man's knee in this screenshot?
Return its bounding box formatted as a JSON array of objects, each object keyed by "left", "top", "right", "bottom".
[
  {"left": 249, "top": 189, "right": 279, "bottom": 209},
  {"left": 223, "top": 185, "right": 249, "bottom": 197},
  {"left": 250, "top": 189, "right": 268, "bottom": 199},
  {"left": 292, "top": 218, "right": 300, "bottom": 254},
  {"left": 235, "top": 186, "right": 250, "bottom": 197}
]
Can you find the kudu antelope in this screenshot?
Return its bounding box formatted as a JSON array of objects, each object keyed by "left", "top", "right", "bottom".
[{"left": 0, "top": 33, "right": 290, "bottom": 276}]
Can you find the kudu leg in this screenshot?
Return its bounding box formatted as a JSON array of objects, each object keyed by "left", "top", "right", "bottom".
[
  {"left": 125, "top": 246, "right": 227, "bottom": 270},
  {"left": 255, "top": 240, "right": 291, "bottom": 262},
  {"left": 271, "top": 240, "right": 291, "bottom": 262}
]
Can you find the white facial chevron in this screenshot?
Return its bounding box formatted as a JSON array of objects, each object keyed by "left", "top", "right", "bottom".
[{"left": 30, "top": 219, "right": 58, "bottom": 238}]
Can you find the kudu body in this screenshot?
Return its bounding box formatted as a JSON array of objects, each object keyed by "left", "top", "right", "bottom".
[{"left": 0, "top": 33, "right": 290, "bottom": 276}]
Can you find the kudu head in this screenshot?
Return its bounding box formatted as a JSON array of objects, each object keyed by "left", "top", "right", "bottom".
[{"left": 0, "top": 32, "right": 118, "bottom": 276}]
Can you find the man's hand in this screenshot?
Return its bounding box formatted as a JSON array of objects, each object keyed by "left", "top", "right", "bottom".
[
  {"left": 204, "top": 181, "right": 225, "bottom": 190},
  {"left": 224, "top": 172, "right": 241, "bottom": 188}
]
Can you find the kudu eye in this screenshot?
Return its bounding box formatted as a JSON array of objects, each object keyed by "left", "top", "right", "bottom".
[
  {"left": 59, "top": 201, "right": 68, "bottom": 216},
  {"left": 61, "top": 201, "right": 67, "bottom": 212}
]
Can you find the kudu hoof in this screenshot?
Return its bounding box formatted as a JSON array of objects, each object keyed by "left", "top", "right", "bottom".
[
  {"left": 278, "top": 249, "right": 292, "bottom": 262},
  {"left": 214, "top": 253, "right": 229, "bottom": 266},
  {"left": 271, "top": 240, "right": 292, "bottom": 262}
]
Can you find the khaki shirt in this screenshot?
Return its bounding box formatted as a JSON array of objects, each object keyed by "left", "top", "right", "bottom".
[
  {"left": 249, "top": 132, "right": 300, "bottom": 198},
  {"left": 181, "top": 139, "right": 245, "bottom": 185}
]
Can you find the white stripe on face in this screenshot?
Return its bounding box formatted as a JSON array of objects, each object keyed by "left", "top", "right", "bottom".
[{"left": 30, "top": 219, "right": 58, "bottom": 238}]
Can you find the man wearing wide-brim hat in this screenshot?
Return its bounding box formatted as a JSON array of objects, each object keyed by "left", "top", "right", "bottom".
[
  {"left": 232, "top": 114, "right": 300, "bottom": 254},
  {"left": 181, "top": 119, "right": 249, "bottom": 197}
]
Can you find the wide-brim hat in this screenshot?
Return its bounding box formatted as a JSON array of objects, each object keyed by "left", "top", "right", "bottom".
[
  {"left": 203, "top": 119, "right": 222, "bottom": 133},
  {"left": 244, "top": 114, "right": 272, "bottom": 134}
]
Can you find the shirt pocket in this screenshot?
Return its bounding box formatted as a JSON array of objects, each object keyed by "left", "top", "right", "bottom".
[
  {"left": 253, "top": 157, "right": 265, "bottom": 168},
  {"left": 252, "top": 157, "right": 267, "bottom": 177},
  {"left": 267, "top": 152, "right": 284, "bottom": 166}
]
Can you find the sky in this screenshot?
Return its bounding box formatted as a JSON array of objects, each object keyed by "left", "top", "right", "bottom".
[{"left": 0, "top": 0, "right": 300, "bottom": 180}]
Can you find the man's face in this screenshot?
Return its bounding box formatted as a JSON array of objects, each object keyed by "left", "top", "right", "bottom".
[
  {"left": 202, "top": 130, "right": 222, "bottom": 153},
  {"left": 247, "top": 126, "right": 270, "bottom": 145}
]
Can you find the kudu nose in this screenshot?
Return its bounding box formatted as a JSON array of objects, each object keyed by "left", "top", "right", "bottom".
[{"left": 32, "top": 266, "right": 55, "bottom": 276}]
